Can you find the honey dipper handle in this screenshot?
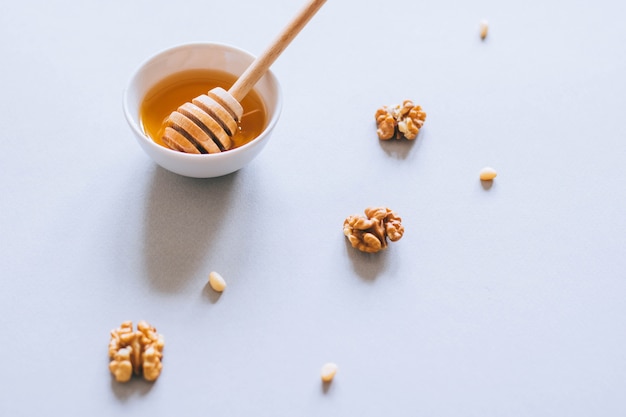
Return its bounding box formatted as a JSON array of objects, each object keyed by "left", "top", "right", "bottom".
[{"left": 228, "top": 0, "right": 327, "bottom": 102}]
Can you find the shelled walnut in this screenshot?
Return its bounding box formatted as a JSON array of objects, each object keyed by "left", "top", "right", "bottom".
[
  {"left": 108, "top": 320, "right": 164, "bottom": 382},
  {"left": 343, "top": 207, "right": 404, "bottom": 253},
  {"left": 375, "top": 100, "right": 426, "bottom": 140}
]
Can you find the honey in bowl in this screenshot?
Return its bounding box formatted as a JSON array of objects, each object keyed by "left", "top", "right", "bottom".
[{"left": 140, "top": 69, "right": 267, "bottom": 152}]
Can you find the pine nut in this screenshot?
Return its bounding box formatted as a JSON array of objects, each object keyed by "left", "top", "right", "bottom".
[
  {"left": 480, "top": 20, "right": 489, "bottom": 40},
  {"left": 208, "top": 271, "right": 227, "bottom": 292},
  {"left": 479, "top": 166, "right": 497, "bottom": 181},
  {"left": 320, "top": 362, "right": 338, "bottom": 382}
]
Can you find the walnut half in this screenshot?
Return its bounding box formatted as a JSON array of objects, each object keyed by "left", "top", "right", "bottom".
[
  {"left": 108, "top": 320, "right": 164, "bottom": 382},
  {"left": 343, "top": 207, "right": 404, "bottom": 253},
  {"left": 375, "top": 100, "right": 426, "bottom": 140}
]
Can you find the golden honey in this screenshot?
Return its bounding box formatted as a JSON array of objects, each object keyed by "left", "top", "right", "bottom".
[{"left": 140, "top": 69, "right": 267, "bottom": 151}]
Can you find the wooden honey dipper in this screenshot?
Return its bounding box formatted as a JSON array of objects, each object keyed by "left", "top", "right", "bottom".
[{"left": 162, "top": 0, "right": 327, "bottom": 154}]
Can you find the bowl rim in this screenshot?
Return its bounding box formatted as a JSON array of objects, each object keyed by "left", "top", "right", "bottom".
[{"left": 122, "top": 41, "right": 283, "bottom": 162}]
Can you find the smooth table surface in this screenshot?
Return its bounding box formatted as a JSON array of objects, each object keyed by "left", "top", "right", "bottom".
[{"left": 1, "top": 0, "right": 626, "bottom": 415}]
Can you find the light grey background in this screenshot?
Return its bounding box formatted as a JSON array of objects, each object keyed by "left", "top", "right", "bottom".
[{"left": 1, "top": 0, "right": 625, "bottom": 415}]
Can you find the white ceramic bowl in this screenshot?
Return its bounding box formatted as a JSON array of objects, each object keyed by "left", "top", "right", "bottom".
[{"left": 123, "top": 42, "right": 282, "bottom": 178}]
